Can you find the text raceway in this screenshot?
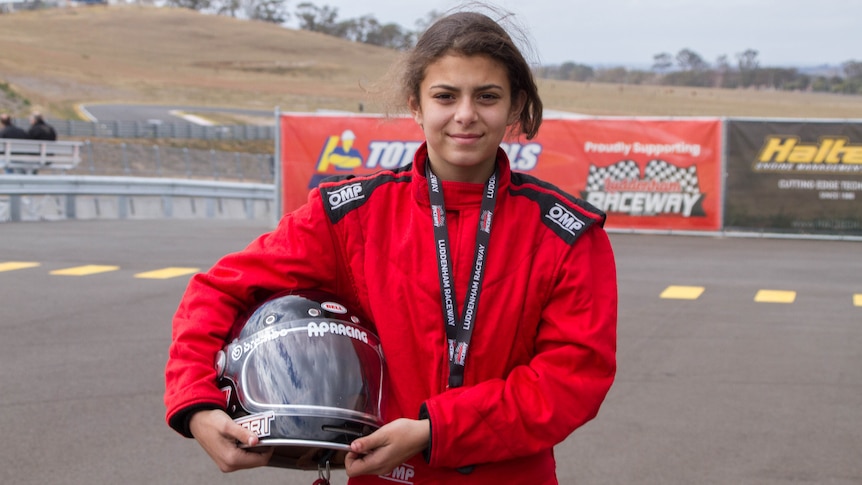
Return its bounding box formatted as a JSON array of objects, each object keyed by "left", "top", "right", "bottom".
[{"left": 276, "top": 113, "right": 862, "bottom": 238}]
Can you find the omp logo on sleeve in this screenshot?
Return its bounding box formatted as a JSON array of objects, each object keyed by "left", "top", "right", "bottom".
[{"left": 754, "top": 136, "right": 862, "bottom": 173}]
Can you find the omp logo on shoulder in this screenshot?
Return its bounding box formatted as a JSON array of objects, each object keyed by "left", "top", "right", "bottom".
[
  {"left": 755, "top": 136, "right": 862, "bottom": 173},
  {"left": 546, "top": 203, "right": 585, "bottom": 236},
  {"left": 236, "top": 411, "right": 275, "bottom": 438},
  {"left": 327, "top": 183, "right": 364, "bottom": 209}
]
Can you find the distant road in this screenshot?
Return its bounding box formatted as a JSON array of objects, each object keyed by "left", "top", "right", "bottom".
[{"left": 78, "top": 103, "right": 276, "bottom": 124}]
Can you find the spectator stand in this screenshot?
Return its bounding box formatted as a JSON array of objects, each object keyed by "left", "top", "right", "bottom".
[{"left": 1, "top": 139, "right": 84, "bottom": 174}]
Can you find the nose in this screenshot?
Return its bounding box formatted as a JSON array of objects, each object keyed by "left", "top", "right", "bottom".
[{"left": 453, "top": 98, "right": 478, "bottom": 125}]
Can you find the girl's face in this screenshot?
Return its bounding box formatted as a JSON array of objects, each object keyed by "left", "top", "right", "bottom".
[{"left": 409, "top": 53, "right": 525, "bottom": 183}]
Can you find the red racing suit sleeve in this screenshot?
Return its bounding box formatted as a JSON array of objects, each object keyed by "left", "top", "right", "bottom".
[
  {"left": 421, "top": 225, "right": 617, "bottom": 468},
  {"left": 164, "top": 189, "right": 347, "bottom": 436}
]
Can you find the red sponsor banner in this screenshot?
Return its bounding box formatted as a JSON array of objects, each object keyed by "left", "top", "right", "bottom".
[
  {"left": 279, "top": 114, "right": 722, "bottom": 231},
  {"left": 543, "top": 118, "right": 723, "bottom": 231},
  {"left": 279, "top": 114, "right": 422, "bottom": 214}
]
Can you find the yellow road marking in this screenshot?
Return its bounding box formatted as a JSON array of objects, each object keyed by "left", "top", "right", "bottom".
[
  {"left": 754, "top": 289, "right": 796, "bottom": 304},
  {"left": 854, "top": 294, "right": 862, "bottom": 307},
  {"left": 0, "top": 262, "right": 41, "bottom": 272},
  {"left": 50, "top": 265, "right": 120, "bottom": 276},
  {"left": 660, "top": 285, "right": 705, "bottom": 300},
  {"left": 134, "top": 267, "right": 199, "bottom": 279}
]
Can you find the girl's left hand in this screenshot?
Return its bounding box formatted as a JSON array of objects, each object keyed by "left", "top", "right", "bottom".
[{"left": 344, "top": 418, "right": 430, "bottom": 477}]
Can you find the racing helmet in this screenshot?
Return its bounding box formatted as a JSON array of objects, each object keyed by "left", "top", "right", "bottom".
[{"left": 216, "top": 290, "right": 386, "bottom": 470}]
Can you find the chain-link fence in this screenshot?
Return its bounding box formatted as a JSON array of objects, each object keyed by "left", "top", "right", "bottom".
[
  {"left": 65, "top": 141, "right": 275, "bottom": 183},
  {"left": 53, "top": 120, "right": 274, "bottom": 141}
]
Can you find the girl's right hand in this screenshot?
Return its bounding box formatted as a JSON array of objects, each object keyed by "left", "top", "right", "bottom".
[{"left": 189, "top": 409, "right": 274, "bottom": 472}]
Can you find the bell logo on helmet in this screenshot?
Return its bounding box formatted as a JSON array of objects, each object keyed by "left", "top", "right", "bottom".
[
  {"left": 307, "top": 321, "right": 369, "bottom": 343},
  {"left": 235, "top": 411, "right": 275, "bottom": 438},
  {"left": 321, "top": 301, "right": 348, "bottom": 314}
]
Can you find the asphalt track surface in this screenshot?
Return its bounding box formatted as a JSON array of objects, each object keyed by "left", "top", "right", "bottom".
[{"left": 1, "top": 219, "right": 860, "bottom": 485}]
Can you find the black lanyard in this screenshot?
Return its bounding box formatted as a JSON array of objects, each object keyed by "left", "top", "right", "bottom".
[{"left": 426, "top": 161, "right": 498, "bottom": 388}]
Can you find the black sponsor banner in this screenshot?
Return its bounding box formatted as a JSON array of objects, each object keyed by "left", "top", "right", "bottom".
[{"left": 725, "top": 119, "right": 862, "bottom": 235}]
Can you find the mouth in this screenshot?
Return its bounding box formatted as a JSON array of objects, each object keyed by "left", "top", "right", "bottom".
[{"left": 449, "top": 133, "right": 483, "bottom": 143}]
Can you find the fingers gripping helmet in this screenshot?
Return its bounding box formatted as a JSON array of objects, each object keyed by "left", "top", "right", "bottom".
[{"left": 216, "top": 290, "right": 386, "bottom": 470}]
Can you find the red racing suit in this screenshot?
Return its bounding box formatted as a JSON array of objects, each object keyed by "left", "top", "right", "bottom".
[{"left": 164, "top": 143, "right": 618, "bottom": 484}]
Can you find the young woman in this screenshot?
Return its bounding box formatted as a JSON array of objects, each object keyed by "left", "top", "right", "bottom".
[{"left": 164, "top": 8, "right": 617, "bottom": 485}]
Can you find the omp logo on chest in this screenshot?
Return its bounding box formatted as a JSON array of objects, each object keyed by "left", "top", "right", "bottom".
[
  {"left": 327, "top": 183, "right": 364, "bottom": 209},
  {"left": 546, "top": 203, "right": 585, "bottom": 235},
  {"left": 380, "top": 463, "right": 415, "bottom": 484}
]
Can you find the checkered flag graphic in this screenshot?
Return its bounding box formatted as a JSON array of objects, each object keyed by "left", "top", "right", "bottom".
[
  {"left": 643, "top": 159, "right": 701, "bottom": 193},
  {"left": 585, "top": 160, "right": 640, "bottom": 191},
  {"left": 586, "top": 159, "right": 700, "bottom": 193}
]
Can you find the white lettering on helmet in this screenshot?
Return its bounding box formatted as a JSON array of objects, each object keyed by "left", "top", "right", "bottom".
[
  {"left": 306, "top": 321, "right": 369, "bottom": 343},
  {"left": 235, "top": 411, "right": 275, "bottom": 438},
  {"left": 241, "top": 327, "right": 291, "bottom": 354}
]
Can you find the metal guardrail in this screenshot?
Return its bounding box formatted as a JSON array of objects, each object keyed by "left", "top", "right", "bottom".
[{"left": 0, "top": 174, "right": 275, "bottom": 222}]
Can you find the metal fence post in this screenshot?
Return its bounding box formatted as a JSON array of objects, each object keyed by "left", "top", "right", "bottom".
[
  {"left": 122, "top": 143, "right": 130, "bottom": 174},
  {"left": 154, "top": 145, "right": 162, "bottom": 176},
  {"left": 183, "top": 148, "right": 191, "bottom": 178},
  {"left": 86, "top": 140, "right": 95, "bottom": 174},
  {"left": 210, "top": 149, "right": 219, "bottom": 180}
]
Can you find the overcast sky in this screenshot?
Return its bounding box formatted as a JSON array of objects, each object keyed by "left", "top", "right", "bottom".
[{"left": 292, "top": 0, "right": 861, "bottom": 68}]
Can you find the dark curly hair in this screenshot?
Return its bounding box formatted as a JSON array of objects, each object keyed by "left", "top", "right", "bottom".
[{"left": 390, "top": 8, "right": 543, "bottom": 140}]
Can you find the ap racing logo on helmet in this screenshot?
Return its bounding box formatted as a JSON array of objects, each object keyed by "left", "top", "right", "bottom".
[{"left": 307, "top": 321, "right": 369, "bottom": 344}]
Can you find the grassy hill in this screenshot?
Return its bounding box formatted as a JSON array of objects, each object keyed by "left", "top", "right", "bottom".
[{"left": 2, "top": 5, "right": 862, "bottom": 121}]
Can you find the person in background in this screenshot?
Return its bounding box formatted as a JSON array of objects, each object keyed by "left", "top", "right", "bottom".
[
  {"left": 164, "top": 5, "right": 618, "bottom": 484},
  {"left": 0, "top": 114, "right": 30, "bottom": 139},
  {"left": 28, "top": 113, "right": 57, "bottom": 141}
]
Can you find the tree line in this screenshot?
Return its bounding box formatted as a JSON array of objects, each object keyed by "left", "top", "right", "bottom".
[
  {"left": 170, "top": 0, "right": 862, "bottom": 95},
  {"left": 537, "top": 49, "right": 862, "bottom": 95},
  {"left": 167, "top": 0, "right": 434, "bottom": 50}
]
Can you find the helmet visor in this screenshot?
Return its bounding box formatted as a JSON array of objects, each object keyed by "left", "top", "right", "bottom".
[{"left": 228, "top": 319, "right": 384, "bottom": 426}]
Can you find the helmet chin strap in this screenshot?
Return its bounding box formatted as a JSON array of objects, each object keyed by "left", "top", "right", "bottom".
[{"left": 312, "top": 460, "right": 331, "bottom": 485}]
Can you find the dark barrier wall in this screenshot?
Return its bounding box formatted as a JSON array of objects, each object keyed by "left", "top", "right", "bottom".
[{"left": 725, "top": 119, "right": 862, "bottom": 235}]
